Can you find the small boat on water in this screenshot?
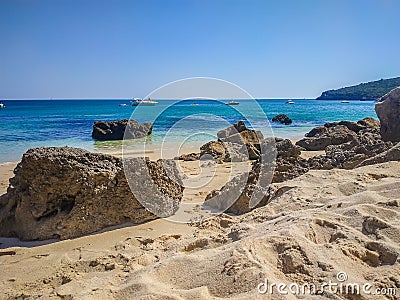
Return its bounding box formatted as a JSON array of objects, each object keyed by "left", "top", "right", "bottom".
[
  {"left": 119, "top": 103, "right": 129, "bottom": 107},
  {"left": 286, "top": 100, "right": 295, "bottom": 104},
  {"left": 226, "top": 100, "right": 239, "bottom": 105},
  {"left": 190, "top": 103, "right": 199, "bottom": 106},
  {"left": 341, "top": 100, "right": 350, "bottom": 103},
  {"left": 131, "top": 97, "right": 158, "bottom": 106},
  {"left": 0, "top": 102, "right": 5, "bottom": 109}
]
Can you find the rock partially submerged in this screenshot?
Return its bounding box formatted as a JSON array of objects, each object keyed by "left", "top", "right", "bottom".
[
  {"left": 375, "top": 87, "right": 400, "bottom": 142},
  {"left": 272, "top": 114, "right": 292, "bottom": 125},
  {"left": 0, "top": 147, "right": 183, "bottom": 240},
  {"left": 92, "top": 119, "right": 152, "bottom": 141}
]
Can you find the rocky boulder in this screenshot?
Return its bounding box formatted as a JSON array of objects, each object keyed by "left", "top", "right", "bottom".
[
  {"left": 272, "top": 114, "right": 292, "bottom": 125},
  {"left": 204, "top": 170, "right": 271, "bottom": 215},
  {"left": 375, "top": 87, "right": 400, "bottom": 142},
  {"left": 0, "top": 147, "right": 183, "bottom": 240},
  {"left": 296, "top": 125, "right": 357, "bottom": 151},
  {"left": 204, "top": 139, "right": 276, "bottom": 215},
  {"left": 216, "top": 120, "right": 248, "bottom": 139},
  {"left": 201, "top": 121, "right": 264, "bottom": 161},
  {"left": 307, "top": 120, "right": 394, "bottom": 170},
  {"left": 204, "top": 138, "right": 307, "bottom": 214},
  {"left": 324, "top": 118, "right": 380, "bottom": 133},
  {"left": 357, "top": 117, "right": 380, "bottom": 129},
  {"left": 92, "top": 119, "right": 152, "bottom": 141},
  {"left": 200, "top": 141, "right": 228, "bottom": 163}
]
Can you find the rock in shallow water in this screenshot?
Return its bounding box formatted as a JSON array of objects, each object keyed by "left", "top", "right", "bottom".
[
  {"left": 92, "top": 119, "right": 152, "bottom": 141},
  {"left": 272, "top": 114, "right": 292, "bottom": 125},
  {"left": 0, "top": 147, "right": 183, "bottom": 240}
]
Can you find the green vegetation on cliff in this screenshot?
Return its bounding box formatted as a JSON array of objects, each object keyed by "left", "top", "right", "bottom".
[{"left": 317, "top": 77, "right": 400, "bottom": 100}]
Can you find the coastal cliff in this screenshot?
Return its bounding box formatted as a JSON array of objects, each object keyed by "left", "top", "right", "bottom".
[{"left": 317, "top": 77, "right": 400, "bottom": 100}]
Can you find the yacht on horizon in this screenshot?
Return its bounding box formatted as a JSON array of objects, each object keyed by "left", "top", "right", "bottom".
[
  {"left": 131, "top": 97, "right": 158, "bottom": 106},
  {"left": 226, "top": 100, "right": 240, "bottom": 105}
]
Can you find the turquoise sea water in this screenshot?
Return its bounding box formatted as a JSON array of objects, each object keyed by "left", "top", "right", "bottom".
[{"left": 0, "top": 99, "right": 377, "bottom": 163}]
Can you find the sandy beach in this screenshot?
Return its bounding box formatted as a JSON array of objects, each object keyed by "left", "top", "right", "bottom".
[
  {"left": 1, "top": 119, "right": 400, "bottom": 300},
  {"left": 1, "top": 156, "right": 399, "bottom": 299}
]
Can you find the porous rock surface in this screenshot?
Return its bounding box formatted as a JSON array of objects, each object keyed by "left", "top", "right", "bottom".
[
  {"left": 0, "top": 147, "right": 183, "bottom": 240},
  {"left": 92, "top": 119, "right": 152, "bottom": 141},
  {"left": 375, "top": 87, "right": 400, "bottom": 142}
]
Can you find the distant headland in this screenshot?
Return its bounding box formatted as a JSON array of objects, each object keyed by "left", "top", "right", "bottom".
[{"left": 317, "top": 76, "right": 400, "bottom": 100}]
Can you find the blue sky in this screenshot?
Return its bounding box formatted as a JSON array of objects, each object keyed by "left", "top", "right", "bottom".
[{"left": 1, "top": 0, "right": 399, "bottom": 99}]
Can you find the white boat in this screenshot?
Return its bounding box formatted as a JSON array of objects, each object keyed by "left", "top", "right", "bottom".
[
  {"left": 226, "top": 100, "right": 239, "bottom": 105},
  {"left": 119, "top": 103, "right": 129, "bottom": 107},
  {"left": 286, "top": 100, "right": 295, "bottom": 104},
  {"left": 0, "top": 102, "right": 5, "bottom": 109},
  {"left": 341, "top": 100, "right": 350, "bottom": 103},
  {"left": 131, "top": 97, "right": 158, "bottom": 106}
]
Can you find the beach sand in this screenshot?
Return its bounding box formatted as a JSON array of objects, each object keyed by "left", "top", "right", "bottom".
[
  {"left": 0, "top": 162, "right": 17, "bottom": 195},
  {"left": 0, "top": 151, "right": 399, "bottom": 299}
]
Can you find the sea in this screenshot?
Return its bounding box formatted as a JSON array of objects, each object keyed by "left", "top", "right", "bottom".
[{"left": 0, "top": 99, "right": 377, "bottom": 163}]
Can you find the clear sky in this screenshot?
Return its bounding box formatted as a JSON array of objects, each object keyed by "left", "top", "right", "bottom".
[{"left": 1, "top": 0, "right": 399, "bottom": 99}]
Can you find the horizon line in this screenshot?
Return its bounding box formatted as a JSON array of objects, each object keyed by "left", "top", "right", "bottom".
[{"left": 1, "top": 97, "right": 317, "bottom": 101}]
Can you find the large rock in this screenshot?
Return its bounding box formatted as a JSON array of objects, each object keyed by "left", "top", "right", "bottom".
[
  {"left": 357, "top": 117, "right": 380, "bottom": 129},
  {"left": 375, "top": 87, "right": 400, "bottom": 142},
  {"left": 201, "top": 121, "right": 264, "bottom": 162},
  {"left": 0, "top": 147, "right": 183, "bottom": 240},
  {"left": 199, "top": 141, "right": 249, "bottom": 163},
  {"left": 204, "top": 138, "right": 306, "bottom": 214},
  {"left": 204, "top": 139, "right": 277, "bottom": 215},
  {"left": 307, "top": 120, "right": 394, "bottom": 170},
  {"left": 216, "top": 120, "right": 248, "bottom": 139},
  {"left": 204, "top": 170, "right": 271, "bottom": 215},
  {"left": 296, "top": 125, "right": 357, "bottom": 151},
  {"left": 200, "top": 141, "right": 228, "bottom": 163},
  {"left": 324, "top": 118, "right": 380, "bottom": 133},
  {"left": 272, "top": 114, "right": 292, "bottom": 125},
  {"left": 299, "top": 118, "right": 380, "bottom": 152},
  {"left": 92, "top": 119, "right": 152, "bottom": 141}
]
